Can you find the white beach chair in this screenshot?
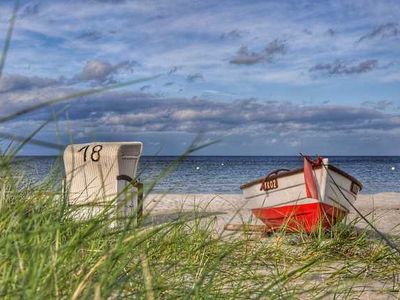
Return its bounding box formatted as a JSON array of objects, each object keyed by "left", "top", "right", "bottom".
[{"left": 63, "top": 142, "right": 143, "bottom": 223}]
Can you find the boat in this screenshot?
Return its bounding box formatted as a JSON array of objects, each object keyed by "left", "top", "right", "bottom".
[{"left": 240, "top": 156, "right": 362, "bottom": 233}]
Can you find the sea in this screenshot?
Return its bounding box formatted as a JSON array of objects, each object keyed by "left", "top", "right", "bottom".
[{"left": 11, "top": 156, "right": 400, "bottom": 194}]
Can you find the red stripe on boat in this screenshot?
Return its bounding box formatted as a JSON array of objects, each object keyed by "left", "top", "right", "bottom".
[
  {"left": 304, "top": 156, "right": 322, "bottom": 200},
  {"left": 252, "top": 203, "right": 346, "bottom": 233}
]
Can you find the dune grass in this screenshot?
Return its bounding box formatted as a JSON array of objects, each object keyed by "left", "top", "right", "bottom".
[{"left": 1, "top": 154, "right": 400, "bottom": 299}]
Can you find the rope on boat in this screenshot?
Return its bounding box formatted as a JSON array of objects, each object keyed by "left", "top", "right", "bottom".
[{"left": 321, "top": 162, "right": 400, "bottom": 256}]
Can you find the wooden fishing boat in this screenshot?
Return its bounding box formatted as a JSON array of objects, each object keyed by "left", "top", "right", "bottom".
[{"left": 240, "top": 157, "right": 362, "bottom": 233}]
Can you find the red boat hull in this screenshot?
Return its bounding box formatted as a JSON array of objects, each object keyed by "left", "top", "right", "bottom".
[{"left": 251, "top": 202, "right": 347, "bottom": 233}]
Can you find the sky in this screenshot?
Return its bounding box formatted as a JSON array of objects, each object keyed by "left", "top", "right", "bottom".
[{"left": 0, "top": 0, "right": 399, "bottom": 155}]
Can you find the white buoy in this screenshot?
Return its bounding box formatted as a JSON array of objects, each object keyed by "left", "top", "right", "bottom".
[
  {"left": 221, "top": 163, "right": 224, "bottom": 166},
  {"left": 196, "top": 166, "right": 200, "bottom": 170},
  {"left": 391, "top": 166, "right": 396, "bottom": 171}
]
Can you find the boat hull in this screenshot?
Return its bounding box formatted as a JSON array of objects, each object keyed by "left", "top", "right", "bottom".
[
  {"left": 251, "top": 202, "right": 347, "bottom": 233},
  {"left": 240, "top": 159, "right": 362, "bottom": 233}
]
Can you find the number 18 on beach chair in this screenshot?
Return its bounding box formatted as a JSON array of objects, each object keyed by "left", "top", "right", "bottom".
[{"left": 63, "top": 142, "right": 143, "bottom": 225}]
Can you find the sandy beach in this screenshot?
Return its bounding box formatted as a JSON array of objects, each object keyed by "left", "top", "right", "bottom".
[
  {"left": 144, "top": 192, "right": 400, "bottom": 235},
  {"left": 142, "top": 192, "right": 400, "bottom": 298}
]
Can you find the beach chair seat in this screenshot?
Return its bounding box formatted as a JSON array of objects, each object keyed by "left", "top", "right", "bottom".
[{"left": 63, "top": 142, "right": 143, "bottom": 222}]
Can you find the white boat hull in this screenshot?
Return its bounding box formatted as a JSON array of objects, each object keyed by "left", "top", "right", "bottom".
[{"left": 240, "top": 159, "right": 362, "bottom": 232}]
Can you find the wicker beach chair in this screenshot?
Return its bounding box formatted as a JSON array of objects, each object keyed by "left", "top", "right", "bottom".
[{"left": 63, "top": 142, "right": 143, "bottom": 223}]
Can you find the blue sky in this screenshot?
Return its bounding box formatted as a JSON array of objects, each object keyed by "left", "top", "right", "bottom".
[{"left": 0, "top": 0, "right": 399, "bottom": 155}]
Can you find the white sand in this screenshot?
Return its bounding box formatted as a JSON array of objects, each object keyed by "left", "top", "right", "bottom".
[{"left": 144, "top": 192, "right": 400, "bottom": 235}]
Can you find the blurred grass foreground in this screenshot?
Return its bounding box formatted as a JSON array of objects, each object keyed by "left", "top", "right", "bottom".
[{"left": 1, "top": 152, "right": 400, "bottom": 299}]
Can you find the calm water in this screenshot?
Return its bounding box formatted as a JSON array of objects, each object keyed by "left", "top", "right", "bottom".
[{"left": 11, "top": 156, "right": 400, "bottom": 194}]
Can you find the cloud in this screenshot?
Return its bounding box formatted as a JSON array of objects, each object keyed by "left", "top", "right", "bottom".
[
  {"left": 309, "top": 59, "right": 378, "bottom": 76},
  {"left": 19, "top": 2, "right": 40, "bottom": 18},
  {"left": 7, "top": 88, "right": 394, "bottom": 136},
  {"left": 1, "top": 0, "right": 399, "bottom": 155},
  {"left": 229, "top": 46, "right": 264, "bottom": 65},
  {"left": 2, "top": 83, "right": 400, "bottom": 154},
  {"left": 5, "top": 83, "right": 398, "bottom": 138},
  {"left": 230, "top": 39, "right": 287, "bottom": 65},
  {"left": 326, "top": 29, "right": 335, "bottom": 36},
  {"left": 74, "top": 59, "right": 137, "bottom": 84},
  {"left": 361, "top": 100, "right": 393, "bottom": 110},
  {"left": 220, "top": 29, "right": 244, "bottom": 40},
  {"left": 168, "top": 66, "right": 180, "bottom": 75},
  {"left": 265, "top": 39, "right": 287, "bottom": 57},
  {"left": 357, "top": 22, "right": 400, "bottom": 43},
  {"left": 0, "top": 58, "right": 138, "bottom": 95},
  {"left": 140, "top": 85, "right": 151, "bottom": 91},
  {"left": 186, "top": 73, "right": 204, "bottom": 82},
  {"left": 84, "top": 0, "right": 126, "bottom": 4},
  {"left": 64, "top": 93, "right": 398, "bottom": 138},
  {"left": 76, "top": 30, "right": 103, "bottom": 41},
  {"left": 0, "top": 74, "right": 60, "bottom": 93}
]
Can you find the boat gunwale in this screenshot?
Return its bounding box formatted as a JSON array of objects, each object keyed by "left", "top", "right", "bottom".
[{"left": 239, "top": 164, "right": 363, "bottom": 191}]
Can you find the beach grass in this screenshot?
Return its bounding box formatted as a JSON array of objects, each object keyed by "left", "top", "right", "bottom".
[{"left": 1, "top": 155, "right": 400, "bottom": 299}]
